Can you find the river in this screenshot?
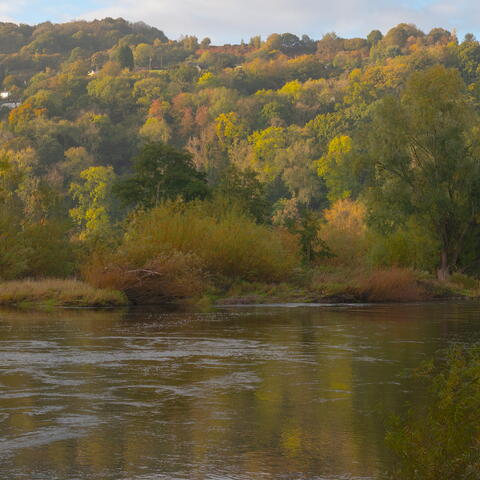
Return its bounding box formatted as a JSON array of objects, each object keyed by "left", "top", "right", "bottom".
[{"left": 0, "top": 302, "right": 479, "bottom": 479}]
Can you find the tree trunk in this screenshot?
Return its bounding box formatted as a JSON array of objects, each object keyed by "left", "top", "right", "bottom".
[{"left": 437, "top": 249, "right": 450, "bottom": 281}]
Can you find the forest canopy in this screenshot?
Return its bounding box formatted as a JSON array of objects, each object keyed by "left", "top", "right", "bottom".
[{"left": 2, "top": 18, "right": 480, "bottom": 290}]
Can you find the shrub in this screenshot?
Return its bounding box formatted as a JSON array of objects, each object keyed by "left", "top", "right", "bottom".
[
  {"left": 449, "top": 272, "right": 479, "bottom": 290},
  {"left": 115, "top": 201, "right": 301, "bottom": 282},
  {"left": 384, "top": 345, "right": 480, "bottom": 479},
  {"left": 369, "top": 217, "right": 440, "bottom": 271},
  {"left": 0, "top": 211, "right": 30, "bottom": 280},
  {"left": 356, "top": 267, "right": 425, "bottom": 302},
  {"left": 22, "top": 221, "right": 78, "bottom": 278},
  {"left": 84, "top": 250, "right": 207, "bottom": 304}
]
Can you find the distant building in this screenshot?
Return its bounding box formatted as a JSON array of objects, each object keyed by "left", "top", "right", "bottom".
[
  {"left": 0, "top": 102, "right": 21, "bottom": 110},
  {"left": 0, "top": 91, "right": 10, "bottom": 99}
]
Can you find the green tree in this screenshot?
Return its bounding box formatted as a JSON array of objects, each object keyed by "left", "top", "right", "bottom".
[
  {"left": 366, "top": 65, "right": 480, "bottom": 280},
  {"left": 215, "top": 166, "right": 269, "bottom": 222},
  {"left": 115, "top": 44, "right": 134, "bottom": 71},
  {"left": 367, "top": 29, "right": 383, "bottom": 46},
  {"left": 114, "top": 142, "right": 209, "bottom": 209}
]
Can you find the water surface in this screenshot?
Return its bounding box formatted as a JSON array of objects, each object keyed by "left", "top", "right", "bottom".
[{"left": 1, "top": 303, "right": 479, "bottom": 479}]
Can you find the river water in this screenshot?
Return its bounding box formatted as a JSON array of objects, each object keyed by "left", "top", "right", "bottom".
[{"left": 0, "top": 302, "right": 479, "bottom": 479}]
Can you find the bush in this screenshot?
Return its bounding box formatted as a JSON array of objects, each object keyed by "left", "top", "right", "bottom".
[
  {"left": 369, "top": 218, "right": 440, "bottom": 271},
  {"left": 0, "top": 213, "right": 76, "bottom": 280},
  {"left": 356, "top": 267, "right": 425, "bottom": 302},
  {"left": 384, "top": 345, "right": 480, "bottom": 479},
  {"left": 22, "top": 221, "right": 78, "bottom": 278},
  {"left": 116, "top": 201, "right": 300, "bottom": 282},
  {"left": 449, "top": 272, "right": 479, "bottom": 290},
  {"left": 84, "top": 200, "right": 301, "bottom": 303},
  {"left": 0, "top": 211, "right": 30, "bottom": 280},
  {"left": 84, "top": 250, "right": 207, "bottom": 304}
]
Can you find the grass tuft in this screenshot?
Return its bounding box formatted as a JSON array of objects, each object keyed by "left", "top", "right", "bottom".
[{"left": 0, "top": 278, "right": 127, "bottom": 307}]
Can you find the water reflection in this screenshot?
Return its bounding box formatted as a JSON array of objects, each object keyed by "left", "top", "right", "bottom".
[{"left": 0, "top": 303, "right": 479, "bottom": 479}]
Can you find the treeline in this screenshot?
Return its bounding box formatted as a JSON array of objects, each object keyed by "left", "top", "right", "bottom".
[{"left": 2, "top": 19, "right": 480, "bottom": 300}]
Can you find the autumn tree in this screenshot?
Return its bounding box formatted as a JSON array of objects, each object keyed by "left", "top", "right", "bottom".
[
  {"left": 366, "top": 65, "right": 480, "bottom": 280},
  {"left": 69, "top": 165, "right": 117, "bottom": 241}
]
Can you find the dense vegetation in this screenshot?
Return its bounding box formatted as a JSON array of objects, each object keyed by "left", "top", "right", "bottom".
[{"left": 2, "top": 18, "right": 480, "bottom": 302}]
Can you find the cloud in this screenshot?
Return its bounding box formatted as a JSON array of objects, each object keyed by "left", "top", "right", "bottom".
[
  {"left": 7, "top": 0, "right": 480, "bottom": 43},
  {"left": 0, "top": 1, "right": 25, "bottom": 22}
]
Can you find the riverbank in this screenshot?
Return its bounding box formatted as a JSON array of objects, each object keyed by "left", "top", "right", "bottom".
[
  {"left": 214, "top": 267, "right": 476, "bottom": 305},
  {"left": 0, "top": 268, "right": 476, "bottom": 309},
  {"left": 0, "top": 279, "right": 128, "bottom": 307}
]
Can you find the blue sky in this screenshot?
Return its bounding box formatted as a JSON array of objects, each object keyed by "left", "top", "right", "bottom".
[{"left": 1, "top": 0, "right": 479, "bottom": 44}]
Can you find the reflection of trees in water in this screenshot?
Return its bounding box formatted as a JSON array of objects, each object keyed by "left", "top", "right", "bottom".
[{"left": 0, "top": 304, "right": 476, "bottom": 478}]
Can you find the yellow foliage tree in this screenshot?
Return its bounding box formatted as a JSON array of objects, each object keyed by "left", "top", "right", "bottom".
[
  {"left": 320, "top": 199, "right": 369, "bottom": 265},
  {"left": 69, "top": 166, "right": 116, "bottom": 241},
  {"left": 317, "top": 135, "right": 357, "bottom": 202}
]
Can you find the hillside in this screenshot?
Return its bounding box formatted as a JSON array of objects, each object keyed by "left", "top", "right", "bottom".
[{"left": 2, "top": 19, "right": 480, "bottom": 300}]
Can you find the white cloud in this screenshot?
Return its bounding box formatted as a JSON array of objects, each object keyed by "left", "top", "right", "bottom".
[
  {"left": 14, "top": 0, "right": 480, "bottom": 43},
  {"left": 0, "top": 1, "right": 24, "bottom": 22}
]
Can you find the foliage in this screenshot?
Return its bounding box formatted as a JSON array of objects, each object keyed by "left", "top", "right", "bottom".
[
  {"left": 384, "top": 345, "right": 480, "bottom": 479},
  {"left": 365, "top": 65, "right": 480, "bottom": 280},
  {"left": 69, "top": 165, "right": 117, "bottom": 241},
  {"left": 102, "top": 200, "right": 301, "bottom": 283},
  {"left": 115, "top": 44, "right": 134, "bottom": 71},
  {"left": 214, "top": 166, "right": 269, "bottom": 222},
  {"left": 320, "top": 199, "right": 369, "bottom": 265},
  {"left": 84, "top": 250, "right": 207, "bottom": 304},
  {"left": 0, "top": 278, "right": 126, "bottom": 306},
  {"left": 1, "top": 18, "right": 480, "bottom": 288},
  {"left": 356, "top": 267, "right": 425, "bottom": 302},
  {"left": 114, "top": 142, "right": 209, "bottom": 209}
]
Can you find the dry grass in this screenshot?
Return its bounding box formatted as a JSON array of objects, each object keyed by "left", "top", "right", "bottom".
[
  {"left": 311, "top": 266, "right": 428, "bottom": 302},
  {"left": 356, "top": 267, "right": 426, "bottom": 302},
  {"left": 0, "top": 278, "right": 127, "bottom": 307}
]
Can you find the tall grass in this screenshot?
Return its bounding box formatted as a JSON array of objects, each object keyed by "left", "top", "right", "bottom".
[
  {"left": 356, "top": 267, "right": 426, "bottom": 302},
  {"left": 311, "top": 266, "right": 427, "bottom": 302},
  {"left": 0, "top": 279, "right": 127, "bottom": 306}
]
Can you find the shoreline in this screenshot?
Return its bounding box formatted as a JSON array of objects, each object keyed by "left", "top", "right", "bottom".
[{"left": 0, "top": 274, "right": 476, "bottom": 310}]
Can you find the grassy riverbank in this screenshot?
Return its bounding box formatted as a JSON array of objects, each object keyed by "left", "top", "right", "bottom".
[
  {"left": 215, "top": 267, "right": 475, "bottom": 305},
  {"left": 0, "top": 268, "right": 476, "bottom": 309},
  {"left": 0, "top": 279, "right": 128, "bottom": 307}
]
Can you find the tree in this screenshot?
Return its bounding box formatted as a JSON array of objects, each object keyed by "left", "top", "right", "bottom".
[
  {"left": 366, "top": 65, "right": 480, "bottom": 280},
  {"left": 214, "top": 166, "right": 269, "bottom": 222},
  {"left": 200, "top": 37, "right": 211, "bottom": 49},
  {"left": 115, "top": 44, "right": 134, "bottom": 71},
  {"left": 317, "top": 135, "right": 362, "bottom": 202},
  {"left": 367, "top": 30, "right": 383, "bottom": 46},
  {"left": 133, "top": 43, "right": 154, "bottom": 69},
  {"left": 69, "top": 165, "right": 116, "bottom": 241},
  {"left": 114, "top": 142, "right": 209, "bottom": 209}
]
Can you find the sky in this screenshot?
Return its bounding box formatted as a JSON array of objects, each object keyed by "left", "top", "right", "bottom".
[{"left": 0, "top": 0, "right": 479, "bottom": 44}]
